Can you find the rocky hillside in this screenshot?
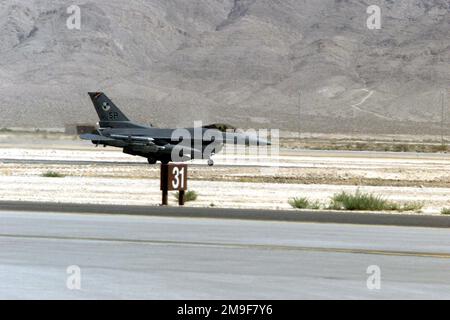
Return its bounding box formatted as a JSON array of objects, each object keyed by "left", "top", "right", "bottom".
[{"left": 0, "top": 0, "right": 449, "bottom": 134}]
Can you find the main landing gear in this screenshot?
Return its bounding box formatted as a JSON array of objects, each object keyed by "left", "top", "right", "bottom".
[
  {"left": 148, "top": 158, "right": 170, "bottom": 165},
  {"left": 207, "top": 159, "right": 214, "bottom": 167}
]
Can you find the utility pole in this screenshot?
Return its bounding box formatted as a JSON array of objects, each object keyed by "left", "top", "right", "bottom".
[
  {"left": 297, "top": 90, "right": 302, "bottom": 138},
  {"left": 441, "top": 91, "right": 445, "bottom": 146}
]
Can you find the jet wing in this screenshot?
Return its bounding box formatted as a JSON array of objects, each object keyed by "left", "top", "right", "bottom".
[
  {"left": 81, "top": 133, "right": 156, "bottom": 144},
  {"left": 80, "top": 133, "right": 116, "bottom": 142},
  {"left": 109, "top": 134, "right": 154, "bottom": 143}
]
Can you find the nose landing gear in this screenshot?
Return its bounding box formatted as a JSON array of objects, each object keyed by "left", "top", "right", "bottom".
[{"left": 207, "top": 159, "right": 214, "bottom": 167}]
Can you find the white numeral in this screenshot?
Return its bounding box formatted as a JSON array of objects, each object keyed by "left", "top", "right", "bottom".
[{"left": 172, "top": 167, "right": 185, "bottom": 189}]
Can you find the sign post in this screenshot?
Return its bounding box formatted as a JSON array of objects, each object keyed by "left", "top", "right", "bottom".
[{"left": 160, "top": 163, "right": 188, "bottom": 206}]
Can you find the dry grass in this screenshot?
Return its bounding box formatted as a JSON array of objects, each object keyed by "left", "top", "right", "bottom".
[
  {"left": 174, "top": 190, "right": 198, "bottom": 202},
  {"left": 288, "top": 197, "right": 321, "bottom": 210},
  {"left": 328, "top": 190, "right": 423, "bottom": 212},
  {"left": 41, "top": 171, "right": 65, "bottom": 178}
]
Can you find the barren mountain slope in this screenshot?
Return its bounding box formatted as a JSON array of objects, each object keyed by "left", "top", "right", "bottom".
[{"left": 0, "top": 0, "right": 449, "bottom": 134}]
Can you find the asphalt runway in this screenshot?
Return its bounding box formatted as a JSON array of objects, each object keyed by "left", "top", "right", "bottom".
[
  {"left": 1, "top": 210, "right": 449, "bottom": 299},
  {"left": 2, "top": 148, "right": 450, "bottom": 169}
]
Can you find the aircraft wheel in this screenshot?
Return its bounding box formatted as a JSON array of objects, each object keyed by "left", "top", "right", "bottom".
[
  {"left": 207, "top": 159, "right": 214, "bottom": 167},
  {"left": 147, "top": 158, "right": 157, "bottom": 165}
]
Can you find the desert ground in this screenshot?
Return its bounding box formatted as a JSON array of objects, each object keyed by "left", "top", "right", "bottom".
[{"left": 1, "top": 131, "right": 450, "bottom": 214}]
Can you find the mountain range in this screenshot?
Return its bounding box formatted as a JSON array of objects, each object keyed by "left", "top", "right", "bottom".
[{"left": 0, "top": 0, "right": 449, "bottom": 134}]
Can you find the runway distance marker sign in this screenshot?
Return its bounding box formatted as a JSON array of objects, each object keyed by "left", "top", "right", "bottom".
[
  {"left": 161, "top": 163, "right": 187, "bottom": 191},
  {"left": 160, "top": 163, "right": 188, "bottom": 206}
]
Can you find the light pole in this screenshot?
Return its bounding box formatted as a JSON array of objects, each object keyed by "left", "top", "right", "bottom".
[
  {"left": 298, "top": 90, "right": 301, "bottom": 138},
  {"left": 441, "top": 91, "right": 445, "bottom": 146}
]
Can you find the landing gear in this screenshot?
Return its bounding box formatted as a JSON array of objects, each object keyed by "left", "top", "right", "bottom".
[
  {"left": 147, "top": 157, "right": 157, "bottom": 165},
  {"left": 207, "top": 159, "right": 214, "bottom": 167}
]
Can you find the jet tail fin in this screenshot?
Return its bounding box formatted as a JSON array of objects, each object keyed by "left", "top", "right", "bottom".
[{"left": 88, "top": 92, "right": 144, "bottom": 128}]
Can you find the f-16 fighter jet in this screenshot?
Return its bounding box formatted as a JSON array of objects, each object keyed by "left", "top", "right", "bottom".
[{"left": 80, "top": 92, "right": 270, "bottom": 166}]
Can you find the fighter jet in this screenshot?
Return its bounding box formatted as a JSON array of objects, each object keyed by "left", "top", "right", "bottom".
[{"left": 80, "top": 92, "right": 270, "bottom": 166}]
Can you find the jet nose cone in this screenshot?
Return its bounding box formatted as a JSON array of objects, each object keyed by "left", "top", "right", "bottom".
[
  {"left": 257, "top": 138, "right": 271, "bottom": 146},
  {"left": 247, "top": 135, "right": 271, "bottom": 146}
]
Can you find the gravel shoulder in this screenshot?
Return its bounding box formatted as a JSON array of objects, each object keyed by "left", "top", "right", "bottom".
[{"left": 1, "top": 136, "right": 450, "bottom": 214}]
